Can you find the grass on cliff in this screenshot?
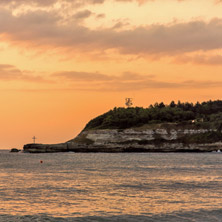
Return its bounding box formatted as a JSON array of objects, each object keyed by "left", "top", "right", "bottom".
[{"left": 84, "top": 100, "right": 222, "bottom": 131}]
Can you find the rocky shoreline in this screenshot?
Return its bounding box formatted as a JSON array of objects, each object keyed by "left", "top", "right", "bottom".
[{"left": 23, "top": 127, "right": 222, "bottom": 153}]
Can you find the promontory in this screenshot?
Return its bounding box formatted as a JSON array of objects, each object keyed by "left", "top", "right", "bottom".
[{"left": 23, "top": 100, "right": 222, "bottom": 153}]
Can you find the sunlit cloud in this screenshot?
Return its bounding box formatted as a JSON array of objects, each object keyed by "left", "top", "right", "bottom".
[{"left": 1, "top": 7, "right": 222, "bottom": 58}]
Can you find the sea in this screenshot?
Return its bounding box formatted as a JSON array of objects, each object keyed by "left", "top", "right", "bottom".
[{"left": 0, "top": 150, "right": 222, "bottom": 222}]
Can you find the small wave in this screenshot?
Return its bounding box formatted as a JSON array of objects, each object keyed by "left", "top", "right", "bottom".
[
  {"left": 1, "top": 209, "right": 222, "bottom": 222},
  {"left": 118, "top": 180, "right": 222, "bottom": 192}
]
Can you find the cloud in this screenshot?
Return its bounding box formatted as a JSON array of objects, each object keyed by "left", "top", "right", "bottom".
[
  {"left": 53, "top": 71, "right": 113, "bottom": 81},
  {"left": 0, "top": 0, "right": 57, "bottom": 7},
  {"left": 52, "top": 69, "right": 222, "bottom": 92},
  {"left": 0, "top": 0, "right": 199, "bottom": 7},
  {"left": 73, "top": 10, "right": 93, "bottom": 20},
  {"left": 0, "top": 0, "right": 134, "bottom": 8},
  {"left": 112, "top": 20, "right": 130, "bottom": 30},
  {"left": 1, "top": 8, "right": 222, "bottom": 57},
  {"left": 2, "top": 65, "right": 222, "bottom": 91},
  {"left": 52, "top": 70, "right": 154, "bottom": 82},
  {"left": 175, "top": 54, "right": 222, "bottom": 66},
  {"left": 9, "top": 78, "right": 222, "bottom": 92},
  {"left": 52, "top": 70, "right": 174, "bottom": 91},
  {"left": 112, "top": 19, "right": 222, "bottom": 55},
  {"left": 0, "top": 0, "right": 106, "bottom": 8},
  {"left": 0, "top": 0, "right": 219, "bottom": 9},
  {"left": 0, "top": 64, "right": 23, "bottom": 80},
  {"left": 74, "top": 79, "right": 222, "bottom": 92},
  {"left": 0, "top": 64, "right": 49, "bottom": 82},
  {"left": 96, "top": 13, "right": 106, "bottom": 19}
]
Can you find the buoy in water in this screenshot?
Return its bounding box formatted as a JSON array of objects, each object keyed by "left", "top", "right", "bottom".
[{"left": 40, "top": 160, "right": 43, "bottom": 163}]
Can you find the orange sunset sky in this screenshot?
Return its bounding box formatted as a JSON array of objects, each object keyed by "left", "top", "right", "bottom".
[{"left": 1, "top": 0, "right": 222, "bottom": 149}]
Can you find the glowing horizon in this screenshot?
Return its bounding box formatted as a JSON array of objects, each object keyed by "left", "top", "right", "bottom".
[{"left": 1, "top": 0, "right": 222, "bottom": 149}]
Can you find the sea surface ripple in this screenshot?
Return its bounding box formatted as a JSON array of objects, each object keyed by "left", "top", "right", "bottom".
[{"left": 0, "top": 151, "right": 222, "bottom": 221}]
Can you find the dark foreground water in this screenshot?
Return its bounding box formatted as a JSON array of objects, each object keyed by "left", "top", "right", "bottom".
[{"left": 0, "top": 151, "right": 222, "bottom": 222}]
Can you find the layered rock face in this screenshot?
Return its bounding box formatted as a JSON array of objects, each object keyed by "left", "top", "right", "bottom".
[{"left": 23, "top": 127, "right": 222, "bottom": 153}]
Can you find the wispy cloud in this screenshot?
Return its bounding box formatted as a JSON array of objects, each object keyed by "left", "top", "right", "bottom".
[
  {"left": 175, "top": 54, "right": 222, "bottom": 66},
  {"left": 53, "top": 71, "right": 114, "bottom": 81},
  {"left": 0, "top": 64, "right": 50, "bottom": 82},
  {"left": 52, "top": 70, "right": 154, "bottom": 82},
  {"left": 73, "top": 10, "right": 93, "bottom": 20},
  {"left": 70, "top": 79, "right": 222, "bottom": 92},
  {"left": 1, "top": 66, "right": 222, "bottom": 92},
  {"left": 52, "top": 70, "right": 222, "bottom": 91}
]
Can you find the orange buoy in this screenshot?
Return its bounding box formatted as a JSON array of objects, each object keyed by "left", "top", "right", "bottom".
[{"left": 40, "top": 160, "right": 43, "bottom": 163}]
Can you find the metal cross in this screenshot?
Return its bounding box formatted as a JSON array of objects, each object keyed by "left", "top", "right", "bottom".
[{"left": 32, "top": 136, "right": 37, "bottom": 144}]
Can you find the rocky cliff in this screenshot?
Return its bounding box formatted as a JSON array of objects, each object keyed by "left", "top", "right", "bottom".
[{"left": 23, "top": 125, "right": 222, "bottom": 153}]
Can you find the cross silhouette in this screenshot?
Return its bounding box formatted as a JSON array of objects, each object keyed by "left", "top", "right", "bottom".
[
  {"left": 125, "top": 98, "right": 133, "bottom": 108},
  {"left": 32, "top": 136, "right": 37, "bottom": 144}
]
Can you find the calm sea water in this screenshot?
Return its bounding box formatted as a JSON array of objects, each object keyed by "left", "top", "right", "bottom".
[{"left": 0, "top": 150, "right": 222, "bottom": 222}]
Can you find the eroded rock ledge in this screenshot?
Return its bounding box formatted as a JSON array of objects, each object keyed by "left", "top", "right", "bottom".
[{"left": 23, "top": 127, "right": 222, "bottom": 153}]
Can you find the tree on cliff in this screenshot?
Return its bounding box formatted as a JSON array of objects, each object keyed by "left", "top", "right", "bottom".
[{"left": 84, "top": 100, "right": 222, "bottom": 130}]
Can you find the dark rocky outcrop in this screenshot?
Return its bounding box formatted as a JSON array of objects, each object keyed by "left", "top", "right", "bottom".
[
  {"left": 23, "top": 143, "right": 68, "bottom": 153},
  {"left": 10, "top": 148, "right": 21, "bottom": 152}
]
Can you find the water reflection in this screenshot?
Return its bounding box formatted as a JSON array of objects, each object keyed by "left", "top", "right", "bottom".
[{"left": 0, "top": 152, "right": 222, "bottom": 218}]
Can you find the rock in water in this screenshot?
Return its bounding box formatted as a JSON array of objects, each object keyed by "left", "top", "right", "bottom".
[{"left": 10, "top": 148, "right": 21, "bottom": 153}]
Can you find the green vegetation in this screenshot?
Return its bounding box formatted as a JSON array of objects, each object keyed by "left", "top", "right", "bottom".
[{"left": 84, "top": 100, "right": 222, "bottom": 130}]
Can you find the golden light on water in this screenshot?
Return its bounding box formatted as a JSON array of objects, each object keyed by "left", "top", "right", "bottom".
[{"left": 1, "top": 153, "right": 222, "bottom": 218}]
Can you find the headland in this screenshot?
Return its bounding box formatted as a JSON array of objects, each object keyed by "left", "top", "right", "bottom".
[{"left": 23, "top": 100, "right": 222, "bottom": 153}]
